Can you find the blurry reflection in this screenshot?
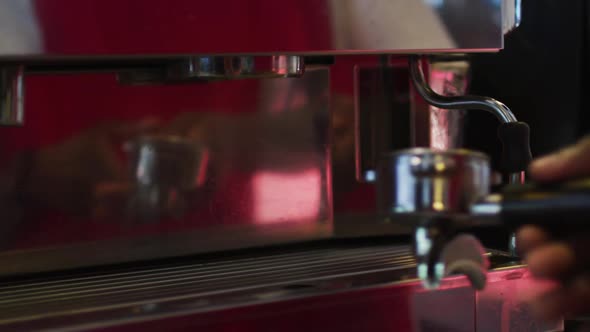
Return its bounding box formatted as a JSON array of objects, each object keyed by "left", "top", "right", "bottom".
[
  {"left": 0, "top": 0, "right": 488, "bottom": 270},
  {"left": 0, "top": 0, "right": 41, "bottom": 54},
  {"left": 125, "top": 136, "right": 209, "bottom": 221},
  {"left": 428, "top": 62, "right": 469, "bottom": 150},
  {"left": 329, "top": 0, "right": 456, "bottom": 50},
  {"left": 253, "top": 169, "right": 321, "bottom": 224},
  {"left": 0, "top": 69, "right": 334, "bottom": 248}
]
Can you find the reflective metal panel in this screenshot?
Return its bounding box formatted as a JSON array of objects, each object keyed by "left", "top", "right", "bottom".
[
  {"left": 0, "top": 66, "right": 24, "bottom": 125},
  {"left": 0, "top": 68, "right": 331, "bottom": 275},
  {"left": 332, "top": 57, "right": 413, "bottom": 237},
  {"left": 429, "top": 60, "right": 469, "bottom": 150},
  {"left": 0, "top": 0, "right": 506, "bottom": 58}
]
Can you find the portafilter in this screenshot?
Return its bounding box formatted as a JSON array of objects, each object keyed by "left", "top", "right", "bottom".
[{"left": 377, "top": 148, "right": 590, "bottom": 289}]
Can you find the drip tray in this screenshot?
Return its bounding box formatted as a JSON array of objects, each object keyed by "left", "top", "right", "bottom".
[{"left": 0, "top": 242, "right": 418, "bottom": 331}]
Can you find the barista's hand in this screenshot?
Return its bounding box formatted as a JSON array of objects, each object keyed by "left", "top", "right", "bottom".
[
  {"left": 23, "top": 119, "right": 157, "bottom": 218},
  {"left": 517, "top": 136, "right": 590, "bottom": 320}
]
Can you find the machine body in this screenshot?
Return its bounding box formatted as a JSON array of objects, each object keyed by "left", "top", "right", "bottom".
[
  {"left": 0, "top": 0, "right": 521, "bottom": 276},
  {"left": 0, "top": 1, "right": 563, "bottom": 331}
]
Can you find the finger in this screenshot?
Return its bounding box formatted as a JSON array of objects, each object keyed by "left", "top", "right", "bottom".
[
  {"left": 526, "top": 243, "right": 575, "bottom": 279},
  {"left": 516, "top": 225, "right": 550, "bottom": 255},
  {"left": 529, "top": 136, "right": 590, "bottom": 182}
]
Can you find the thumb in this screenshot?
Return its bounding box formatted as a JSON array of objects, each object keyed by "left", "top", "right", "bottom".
[{"left": 529, "top": 136, "right": 590, "bottom": 182}]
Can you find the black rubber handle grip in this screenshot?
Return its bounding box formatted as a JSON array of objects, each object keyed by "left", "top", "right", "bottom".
[
  {"left": 501, "top": 179, "right": 590, "bottom": 232},
  {"left": 497, "top": 122, "right": 532, "bottom": 173}
]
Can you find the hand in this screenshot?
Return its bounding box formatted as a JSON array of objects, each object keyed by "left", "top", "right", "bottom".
[
  {"left": 23, "top": 118, "right": 157, "bottom": 218},
  {"left": 517, "top": 136, "right": 590, "bottom": 320}
]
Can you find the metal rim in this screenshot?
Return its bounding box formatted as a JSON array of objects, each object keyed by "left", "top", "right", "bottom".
[
  {"left": 381, "top": 148, "right": 489, "bottom": 161},
  {"left": 126, "top": 135, "right": 205, "bottom": 150}
]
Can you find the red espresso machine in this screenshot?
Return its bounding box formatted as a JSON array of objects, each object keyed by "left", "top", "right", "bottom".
[{"left": 0, "top": 0, "right": 564, "bottom": 331}]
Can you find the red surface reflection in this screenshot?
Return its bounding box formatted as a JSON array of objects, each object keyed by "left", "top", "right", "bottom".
[{"left": 253, "top": 168, "right": 322, "bottom": 224}]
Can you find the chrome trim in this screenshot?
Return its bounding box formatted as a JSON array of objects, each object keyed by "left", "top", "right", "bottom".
[
  {"left": 503, "top": 0, "right": 522, "bottom": 34},
  {"left": 470, "top": 194, "right": 503, "bottom": 218},
  {"left": 409, "top": 56, "right": 517, "bottom": 123},
  {"left": 0, "top": 66, "right": 24, "bottom": 126},
  {"left": 0, "top": 0, "right": 506, "bottom": 58},
  {"left": 119, "top": 56, "right": 305, "bottom": 84},
  {"left": 0, "top": 68, "right": 332, "bottom": 276},
  {"left": 428, "top": 60, "right": 469, "bottom": 150},
  {"left": 167, "top": 56, "right": 305, "bottom": 80}
]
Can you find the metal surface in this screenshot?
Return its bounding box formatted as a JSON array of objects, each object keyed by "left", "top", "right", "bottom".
[
  {"left": 333, "top": 57, "right": 413, "bottom": 238},
  {"left": 510, "top": 171, "right": 526, "bottom": 185},
  {"left": 168, "top": 56, "right": 304, "bottom": 80},
  {"left": 354, "top": 60, "right": 406, "bottom": 183},
  {"left": 124, "top": 136, "right": 209, "bottom": 221},
  {"left": 0, "top": 244, "right": 417, "bottom": 331},
  {"left": 428, "top": 60, "right": 469, "bottom": 150},
  {"left": 0, "top": 67, "right": 331, "bottom": 275},
  {"left": 0, "top": 66, "right": 24, "bottom": 126},
  {"left": 471, "top": 194, "right": 503, "bottom": 221},
  {"left": 503, "top": 0, "right": 522, "bottom": 34},
  {"left": 409, "top": 56, "right": 525, "bottom": 187},
  {"left": 377, "top": 148, "right": 491, "bottom": 289},
  {"left": 376, "top": 148, "right": 491, "bottom": 216},
  {"left": 0, "top": 0, "right": 509, "bottom": 59},
  {"left": 410, "top": 56, "right": 517, "bottom": 124},
  {"left": 118, "top": 56, "right": 305, "bottom": 85},
  {"left": 0, "top": 0, "right": 525, "bottom": 295},
  {"left": 414, "top": 225, "right": 447, "bottom": 289},
  {"left": 0, "top": 243, "right": 556, "bottom": 332}
]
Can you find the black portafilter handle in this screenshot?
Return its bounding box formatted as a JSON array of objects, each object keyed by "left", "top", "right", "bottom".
[
  {"left": 495, "top": 122, "right": 590, "bottom": 232},
  {"left": 499, "top": 179, "right": 590, "bottom": 232},
  {"left": 497, "top": 122, "right": 533, "bottom": 174}
]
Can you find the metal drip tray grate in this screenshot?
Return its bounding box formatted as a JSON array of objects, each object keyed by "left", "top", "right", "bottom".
[{"left": 0, "top": 243, "right": 417, "bottom": 331}]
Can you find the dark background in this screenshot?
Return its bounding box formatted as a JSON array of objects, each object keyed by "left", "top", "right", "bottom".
[
  {"left": 468, "top": 3, "right": 588, "bottom": 328},
  {"left": 467, "top": 0, "right": 588, "bottom": 166}
]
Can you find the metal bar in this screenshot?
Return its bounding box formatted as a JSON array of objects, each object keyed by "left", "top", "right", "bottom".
[{"left": 409, "top": 56, "right": 517, "bottom": 123}]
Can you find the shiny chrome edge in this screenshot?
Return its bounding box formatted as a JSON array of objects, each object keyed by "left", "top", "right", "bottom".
[
  {"left": 0, "top": 65, "right": 24, "bottom": 126},
  {"left": 503, "top": 0, "right": 522, "bottom": 34},
  {"left": 381, "top": 147, "right": 490, "bottom": 161},
  {"left": 410, "top": 56, "right": 517, "bottom": 123}
]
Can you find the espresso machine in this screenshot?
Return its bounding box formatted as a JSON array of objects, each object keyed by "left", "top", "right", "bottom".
[{"left": 0, "top": 0, "right": 571, "bottom": 331}]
